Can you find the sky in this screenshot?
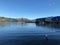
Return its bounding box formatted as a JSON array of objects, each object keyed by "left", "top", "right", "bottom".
[{"left": 0, "top": 0, "right": 60, "bottom": 19}]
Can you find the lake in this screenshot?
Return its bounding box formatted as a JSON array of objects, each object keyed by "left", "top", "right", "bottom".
[{"left": 0, "top": 22, "right": 60, "bottom": 45}]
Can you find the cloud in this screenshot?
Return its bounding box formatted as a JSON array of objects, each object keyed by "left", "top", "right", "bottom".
[
  {"left": 49, "top": 2, "right": 56, "bottom": 7},
  {"left": 49, "top": 3, "right": 52, "bottom": 6},
  {"left": 48, "top": 0, "right": 56, "bottom": 7}
]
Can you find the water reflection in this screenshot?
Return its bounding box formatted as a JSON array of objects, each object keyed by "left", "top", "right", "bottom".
[
  {"left": 0, "top": 22, "right": 60, "bottom": 45},
  {"left": 0, "top": 22, "right": 60, "bottom": 28},
  {"left": 36, "top": 23, "right": 60, "bottom": 29},
  {"left": 0, "top": 22, "right": 28, "bottom": 28},
  {"left": 0, "top": 22, "right": 9, "bottom": 27}
]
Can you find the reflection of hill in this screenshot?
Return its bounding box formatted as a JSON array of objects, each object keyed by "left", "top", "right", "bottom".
[
  {"left": 0, "top": 22, "right": 28, "bottom": 28},
  {"left": 0, "top": 22, "right": 10, "bottom": 27},
  {"left": 36, "top": 23, "right": 60, "bottom": 29}
]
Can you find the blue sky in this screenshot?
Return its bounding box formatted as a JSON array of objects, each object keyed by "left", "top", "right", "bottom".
[{"left": 0, "top": 0, "right": 60, "bottom": 19}]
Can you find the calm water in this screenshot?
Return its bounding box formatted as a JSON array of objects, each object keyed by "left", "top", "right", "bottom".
[{"left": 0, "top": 22, "right": 60, "bottom": 45}]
